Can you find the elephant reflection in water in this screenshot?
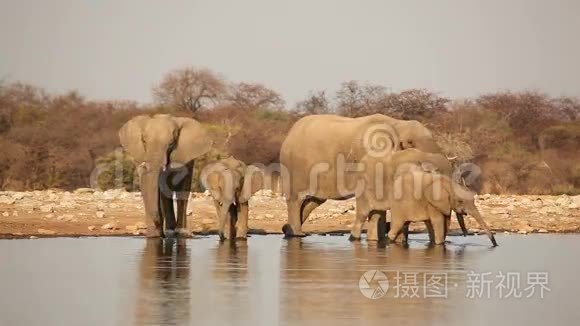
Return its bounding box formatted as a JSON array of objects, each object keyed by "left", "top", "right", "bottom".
[
  {"left": 133, "top": 238, "right": 191, "bottom": 325},
  {"left": 209, "top": 241, "right": 251, "bottom": 322},
  {"left": 280, "top": 238, "right": 468, "bottom": 324},
  {"left": 213, "top": 240, "right": 248, "bottom": 283}
]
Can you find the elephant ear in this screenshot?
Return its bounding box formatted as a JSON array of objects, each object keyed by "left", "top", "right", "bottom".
[
  {"left": 205, "top": 172, "right": 223, "bottom": 202},
  {"left": 170, "top": 117, "right": 213, "bottom": 165},
  {"left": 118, "top": 115, "right": 150, "bottom": 163},
  {"left": 239, "top": 165, "right": 264, "bottom": 203},
  {"left": 424, "top": 174, "right": 452, "bottom": 215}
]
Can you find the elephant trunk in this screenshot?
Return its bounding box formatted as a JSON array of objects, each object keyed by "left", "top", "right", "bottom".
[
  {"left": 141, "top": 151, "right": 171, "bottom": 235},
  {"left": 218, "top": 202, "right": 238, "bottom": 240},
  {"left": 469, "top": 207, "right": 498, "bottom": 247},
  {"left": 455, "top": 213, "right": 469, "bottom": 236},
  {"left": 141, "top": 164, "right": 162, "bottom": 232}
]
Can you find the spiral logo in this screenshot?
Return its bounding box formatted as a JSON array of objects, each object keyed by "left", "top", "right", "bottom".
[{"left": 362, "top": 124, "right": 398, "bottom": 158}]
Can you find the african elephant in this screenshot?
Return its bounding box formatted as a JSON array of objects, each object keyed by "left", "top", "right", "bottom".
[
  {"left": 201, "top": 156, "right": 263, "bottom": 240},
  {"left": 280, "top": 113, "right": 441, "bottom": 237},
  {"left": 358, "top": 148, "right": 469, "bottom": 241},
  {"left": 119, "top": 114, "right": 212, "bottom": 237},
  {"left": 387, "top": 171, "right": 497, "bottom": 246}
]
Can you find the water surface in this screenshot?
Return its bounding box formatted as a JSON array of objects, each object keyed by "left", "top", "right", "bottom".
[{"left": 0, "top": 234, "right": 578, "bottom": 325}]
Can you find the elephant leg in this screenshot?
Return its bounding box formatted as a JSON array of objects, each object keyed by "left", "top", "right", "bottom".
[
  {"left": 158, "top": 168, "right": 176, "bottom": 233},
  {"left": 350, "top": 201, "right": 368, "bottom": 241},
  {"left": 455, "top": 212, "right": 469, "bottom": 236},
  {"left": 175, "top": 162, "right": 193, "bottom": 238},
  {"left": 425, "top": 220, "right": 435, "bottom": 243},
  {"left": 395, "top": 222, "right": 410, "bottom": 243},
  {"left": 159, "top": 190, "right": 176, "bottom": 234},
  {"left": 431, "top": 214, "right": 446, "bottom": 245},
  {"left": 387, "top": 217, "right": 406, "bottom": 243},
  {"left": 218, "top": 203, "right": 237, "bottom": 240},
  {"left": 367, "top": 211, "right": 387, "bottom": 241},
  {"left": 236, "top": 202, "right": 249, "bottom": 240},
  {"left": 282, "top": 198, "right": 306, "bottom": 237},
  {"left": 301, "top": 196, "right": 326, "bottom": 224}
]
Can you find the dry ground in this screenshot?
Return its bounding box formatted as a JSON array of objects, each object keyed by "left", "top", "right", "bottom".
[{"left": 1, "top": 189, "right": 579, "bottom": 239}]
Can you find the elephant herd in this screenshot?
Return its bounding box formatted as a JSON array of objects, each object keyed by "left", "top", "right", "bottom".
[{"left": 119, "top": 113, "right": 497, "bottom": 246}]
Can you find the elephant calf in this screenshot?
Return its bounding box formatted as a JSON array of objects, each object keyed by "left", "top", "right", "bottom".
[
  {"left": 388, "top": 171, "right": 497, "bottom": 246},
  {"left": 357, "top": 148, "right": 468, "bottom": 241},
  {"left": 202, "top": 156, "right": 263, "bottom": 240}
]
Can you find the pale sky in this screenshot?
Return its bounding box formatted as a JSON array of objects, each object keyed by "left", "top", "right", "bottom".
[{"left": 1, "top": 0, "right": 579, "bottom": 106}]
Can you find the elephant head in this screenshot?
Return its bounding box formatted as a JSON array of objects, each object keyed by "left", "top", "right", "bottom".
[
  {"left": 119, "top": 114, "right": 212, "bottom": 236},
  {"left": 202, "top": 157, "right": 263, "bottom": 239},
  {"left": 424, "top": 174, "right": 497, "bottom": 246},
  {"left": 392, "top": 119, "right": 441, "bottom": 153}
]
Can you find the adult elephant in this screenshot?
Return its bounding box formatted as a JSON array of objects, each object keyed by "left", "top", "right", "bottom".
[
  {"left": 119, "top": 114, "right": 212, "bottom": 237},
  {"left": 280, "top": 113, "right": 441, "bottom": 238}
]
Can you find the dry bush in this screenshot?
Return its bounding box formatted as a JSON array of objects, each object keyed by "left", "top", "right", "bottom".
[{"left": 1, "top": 77, "right": 579, "bottom": 195}]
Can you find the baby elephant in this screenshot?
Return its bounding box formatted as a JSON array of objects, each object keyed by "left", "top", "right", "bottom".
[
  {"left": 388, "top": 171, "right": 497, "bottom": 246},
  {"left": 202, "top": 156, "right": 263, "bottom": 240}
]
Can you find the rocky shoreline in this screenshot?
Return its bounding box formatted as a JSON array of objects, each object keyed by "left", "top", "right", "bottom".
[{"left": 1, "top": 189, "right": 579, "bottom": 239}]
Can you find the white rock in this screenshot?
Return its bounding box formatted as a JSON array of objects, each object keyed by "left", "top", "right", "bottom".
[
  {"left": 0, "top": 196, "right": 15, "bottom": 205},
  {"left": 101, "top": 222, "right": 117, "bottom": 230},
  {"left": 96, "top": 211, "right": 106, "bottom": 218},
  {"left": 58, "top": 214, "right": 74, "bottom": 221},
  {"left": 44, "top": 214, "right": 55, "bottom": 219},
  {"left": 59, "top": 201, "right": 76, "bottom": 209},
  {"left": 555, "top": 196, "right": 572, "bottom": 207},
  {"left": 75, "top": 188, "right": 95, "bottom": 194},
  {"left": 135, "top": 222, "right": 147, "bottom": 230},
  {"left": 264, "top": 214, "right": 274, "bottom": 219},
  {"left": 12, "top": 193, "right": 26, "bottom": 200},
  {"left": 568, "top": 203, "right": 578, "bottom": 209},
  {"left": 12, "top": 211, "right": 18, "bottom": 217},
  {"left": 88, "top": 225, "right": 96, "bottom": 231},
  {"left": 125, "top": 225, "right": 138, "bottom": 231},
  {"left": 538, "top": 229, "right": 548, "bottom": 233},
  {"left": 37, "top": 228, "right": 56, "bottom": 235},
  {"left": 517, "top": 230, "right": 528, "bottom": 235},
  {"left": 39, "top": 204, "right": 55, "bottom": 213},
  {"left": 1, "top": 212, "right": 9, "bottom": 217},
  {"left": 95, "top": 202, "right": 106, "bottom": 211}
]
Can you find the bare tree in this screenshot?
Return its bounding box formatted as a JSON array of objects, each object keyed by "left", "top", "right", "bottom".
[
  {"left": 335, "top": 80, "right": 387, "bottom": 117},
  {"left": 551, "top": 96, "right": 580, "bottom": 121},
  {"left": 152, "top": 67, "right": 226, "bottom": 113},
  {"left": 382, "top": 88, "right": 449, "bottom": 119},
  {"left": 226, "top": 82, "right": 285, "bottom": 110},
  {"left": 295, "top": 90, "right": 331, "bottom": 115}
]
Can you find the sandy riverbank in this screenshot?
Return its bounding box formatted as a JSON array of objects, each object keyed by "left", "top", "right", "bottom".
[{"left": 1, "top": 189, "right": 579, "bottom": 239}]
